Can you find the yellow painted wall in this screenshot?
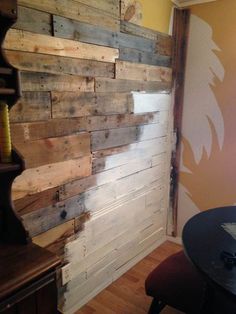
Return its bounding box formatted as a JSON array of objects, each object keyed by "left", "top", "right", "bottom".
[{"left": 140, "top": 0, "right": 173, "bottom": 33}]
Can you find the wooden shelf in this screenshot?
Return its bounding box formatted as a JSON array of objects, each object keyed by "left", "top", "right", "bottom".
[
  {"left": 0, "top": 243, "right": 61, "bottom": 301},
  {"left": 0, "top": 163, "right": 21, "bottom": 173}
]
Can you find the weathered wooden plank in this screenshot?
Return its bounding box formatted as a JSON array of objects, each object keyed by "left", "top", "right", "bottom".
[
  {"left": 95, "top": 93, "right": 133, "bottom": 115},
  {"left": 22, "top": 199, "right": 86, "bottom": 237},
  {"left": 95, "top": 78, "right": 171, "bottom": 93},
  {"left": 116, "top": 60, "right": 172, "bottom": 82},
  {"left": 4, "top": 29, "right": 119, "bottom": 63},
  {"left": 18, "top": 0, "right": 119, "bottom": 31},
  {"left": 53, "top": 16, "right": 119, "bottom": 48},
  {"left": 132, "top": 93, "right": 171, "bottom": 113},
  {"left": 52, "top": 92, "right": 95, "bottom": 118},
  {"left": 156, "top": 36, "right": 172, "bottom": 57},
  {"left": 120, "top": 21, "right": 172, "bottom": 56},
  {"left": 87, "top": 112, "right": 159, "bottom": 132},
  {"left": 92, "top": 123, "right": 168, "bottom": 151},
  {"left": 11, "top": 117, "right": 87, "bottom": 143},
  {"left": 33, "top": 220, "right": 75, "bottom": 256},
  {"left": 91, "top": 127, "right": 137, "bottom": 151},
  {"left": 20, "top": 72, "right": 94, "bottom": 92},
  {"left": 5, "top": 50, "right": 115, "bottom": 78},
  {"left": 119, "top": 47, "right": 171, "bottom": 67},
  {"left": 12, "top": 156, "right": 91, "bottom": 200},
  {"left": 92, "top": 137, "right": 167, "bottom": 174},
  {"left": 51, "top": 92, "right": 133, "bottom": 118},
  {"left": 13, "top": 6, "right": 52, "bottom": 35},
  {"left": 10, "top": 91, "right": 51, "bottom": 122},
  {"left": 59, "top": 176, "right": 98, "bottom": 202},
  {"left": 73, "top": 0, "right": 119, "bottom": 18},
  {"left": 14, "top": 133, "right": 91, "bottom": 168},
  {"left": 120, "top": 20, "right": 163, "bottom": 41},
  {"left": 15, "top": 187, "right": 59, "bottom": 216},
  {"left": 118, "top": 32, "right": 156, "bottom": 53}
]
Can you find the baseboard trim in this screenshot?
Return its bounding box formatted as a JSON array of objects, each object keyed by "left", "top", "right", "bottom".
[{"left": 166, "top": 235, "right": 182, "bottom": 245}]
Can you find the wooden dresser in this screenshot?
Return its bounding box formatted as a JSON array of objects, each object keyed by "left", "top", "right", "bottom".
[{"left": 0, "top": 1, "right": 61, "bottom": 313}]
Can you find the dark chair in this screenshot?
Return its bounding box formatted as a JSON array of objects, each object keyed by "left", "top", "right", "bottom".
[{"left": 145, "top": 250, "right": 206, "bottom": 314}]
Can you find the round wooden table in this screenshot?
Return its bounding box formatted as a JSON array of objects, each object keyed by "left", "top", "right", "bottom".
[{"left": 182, "top": 206, "right": 236, "bottom": 313}]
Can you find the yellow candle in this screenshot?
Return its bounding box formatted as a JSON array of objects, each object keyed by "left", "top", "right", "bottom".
[{"left": 0, "top": 101, "right": 12, "bottom": 163}]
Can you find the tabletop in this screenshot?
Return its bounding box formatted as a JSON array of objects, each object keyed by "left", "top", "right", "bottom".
[{"left": 182, "top": 206, "right": 236, "bottom": 297}]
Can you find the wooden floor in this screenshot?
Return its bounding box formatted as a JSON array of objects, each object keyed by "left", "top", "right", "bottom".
[{"left": 76, "top": 241, "right": 182, "bottom": 314}]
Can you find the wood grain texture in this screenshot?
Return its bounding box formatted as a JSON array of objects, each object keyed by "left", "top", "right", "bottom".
[
  {"left": 95, "top": 78, "right": 171, "bottom": 93},
  {"left": 10, "top": 92, "right": 51, "bottom": 122},
  {"left": 12, "top": 156, "right": 91, "bottom": 200},
  {"left": 120, "top": 20, "right": 172, "bottom": 56},
  {"left": 33, "top": 220, "right": 75, "bottom": 258},
  {"left": 14, "top": 133, "right": 91, "bottom": 168},
  {"left": 52, "top": 92, "right": 133, "bottom": 118},
  {"left": 20, "top": 72, "right": 94, "bottom": 92},
  {"left": 5, "top": 50, "right": 115, "bottom": 78},
  {"left": 14, "top": 6, "right": 52, "bottom": 35},
  {"left": 53, "top": 15, "right": 119, "bottom": 48},
  {"left": 18, "top": 0, "right": 119, "bottom": 31},
  {"left": 22, "top": 197, "right": 86, "bottom": 237},
  {"left": 87, "top": 112, "right": 159, "bottom": 132},
  {"left": 11, "top": 118, "right": 87, "bottom": 142},
  {"left": 73, "top": 0, "right": 119, "bottom": 18},
  {"left": 119, "top": 47, "right": 171, "bottom": 67},
  {"left": 120, "top": 20, "right": 163, "bottom": 41},
  {"left": 4, "top": 29, "right": 119, "bottom": 63},
  {"left": 116, "top": 60, "right": 172, "bottom": 82},
  {"left": 15, "top": 187, "right": 59, "bottom": 216}
]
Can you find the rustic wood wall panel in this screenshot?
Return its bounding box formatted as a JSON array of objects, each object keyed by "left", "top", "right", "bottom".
[
  {"left": 14, "top": 6, "right": 52, "bottom": 35},
  {"left": 4, "top": 1, "right": 173, "bottom": 312},
  {"left": 119, "top": 47, "right": 171, "bottom": 67},
  {"left": 5, "top": 51, "right": 115, "bottom": 78},
  {"left": 95, "top": 78, "right": 171, "bottom": 93},
  {"left": 18, "top": 0, "right": 120, "bottom": 30},
  {"left": 4, "top": 29, "right": 119, "bottom": 62}
]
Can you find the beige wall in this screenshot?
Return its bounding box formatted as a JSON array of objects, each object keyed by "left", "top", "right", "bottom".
[{"left": 178, "top": 0, "right": 236, "bottom": 234}]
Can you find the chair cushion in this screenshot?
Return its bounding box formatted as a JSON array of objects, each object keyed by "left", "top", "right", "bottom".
[{"left": 145, "top": 250, "right": 205, "bottom": 313}]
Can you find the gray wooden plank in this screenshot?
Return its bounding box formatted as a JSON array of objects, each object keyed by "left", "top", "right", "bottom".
[
  {"left": 10, "top": 92, "right": 51, "bottom": 122},
  {"left": 95, "top": 78, "right": 171, "bottom": 93},
  {"left": 53, "top": 15, "right": 157, "bottom": 53},
  {"left": 13, "top": 6, "right": 52, "bottom": 35},
  {"left": 117, "top": 32, "right": 156, "bottom": 53},
  {"left": 53, "top": 15, "right": 119, "bottom": 48},
  {"left": 23, "top": 199, "right": 86, "bottom": 237},
  {"left": 119, "top": 47, "right": 171, "bottom": 67},
  {"left": 91, "top": 126, "right": 139, "bottom": 151}
]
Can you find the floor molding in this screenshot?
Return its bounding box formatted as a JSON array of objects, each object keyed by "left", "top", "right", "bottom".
[{"left": 166, "top": 236, "right": 182, "bottom": 245}]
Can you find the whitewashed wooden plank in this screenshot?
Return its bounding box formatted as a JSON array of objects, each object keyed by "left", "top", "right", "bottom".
[
  {"left": 93, "top": 138, "right": 167, "bottom": 174},
  {"left": 133, "top": 92, "right": 171, "bottom": 113}
]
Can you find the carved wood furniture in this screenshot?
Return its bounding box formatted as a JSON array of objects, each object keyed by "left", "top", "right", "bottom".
[{"left": 0, "top": 1, "right": 61, "bottom": 313}]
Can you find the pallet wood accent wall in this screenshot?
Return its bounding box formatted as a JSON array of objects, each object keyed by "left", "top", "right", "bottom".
[{"left": 4, "top": 1, "right": 173, "bottom": 312}]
